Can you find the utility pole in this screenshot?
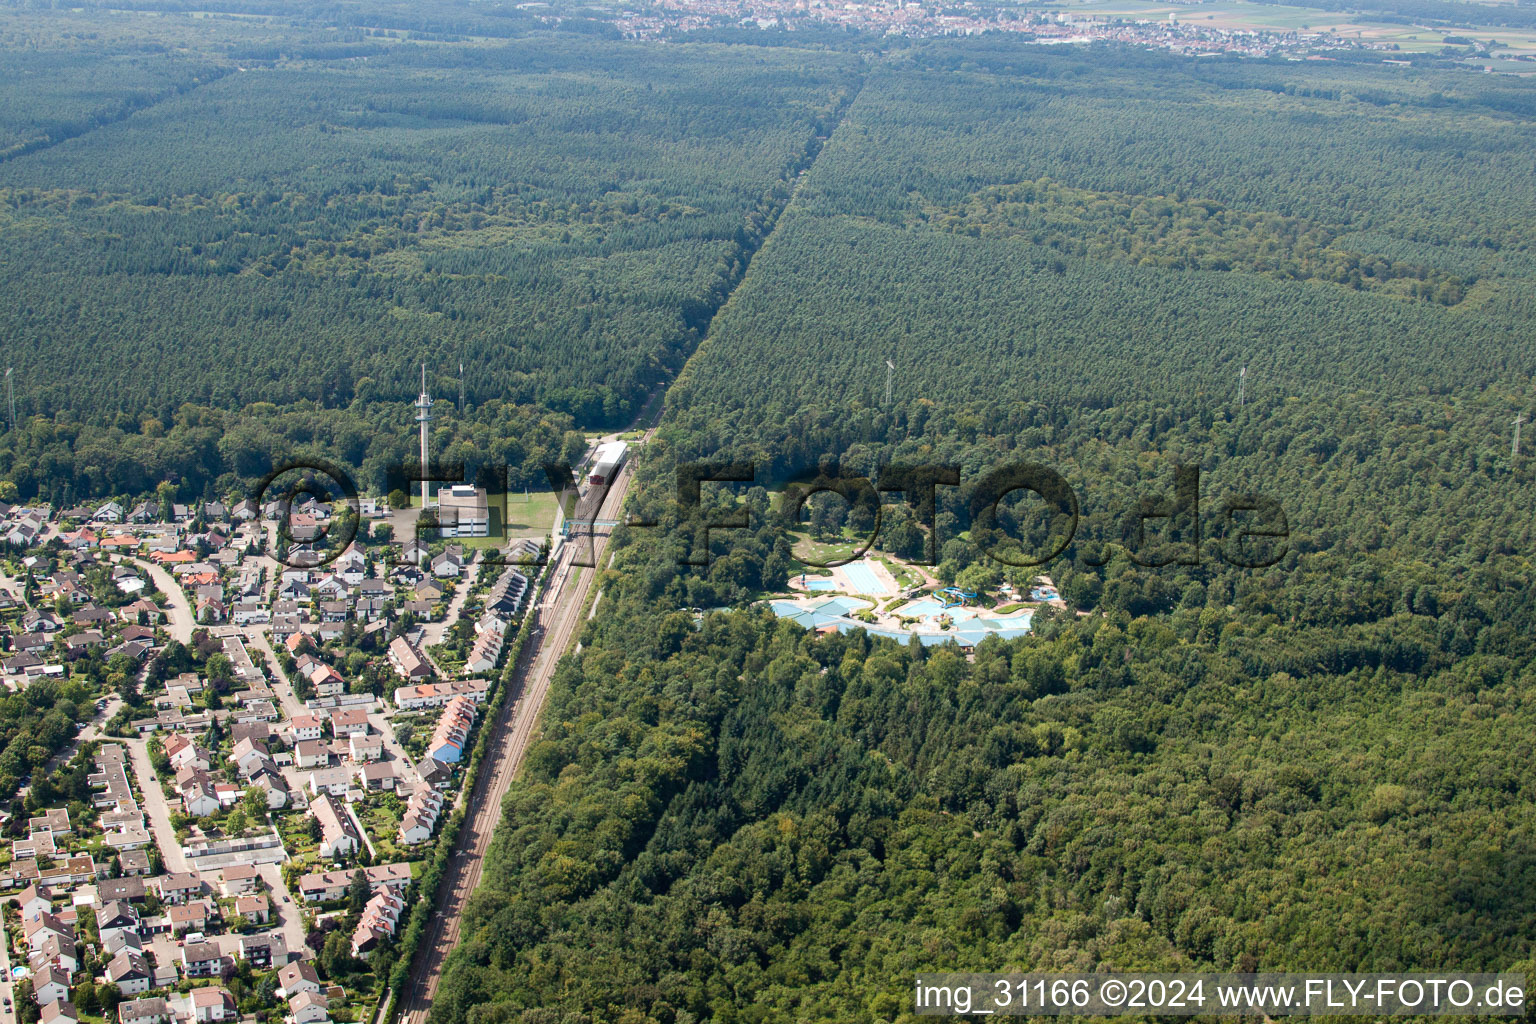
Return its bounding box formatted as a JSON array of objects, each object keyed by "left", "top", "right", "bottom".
[
  {"left": 1238, "top": 366, "right": 1247, "bottom": 409},
  {"left": 1514, "top": 413, "right": 1526, "bottom": 458}
]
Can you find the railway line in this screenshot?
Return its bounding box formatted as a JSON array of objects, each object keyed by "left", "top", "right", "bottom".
[{"left": 394, "top": 454, "right": 641, "bottom": 1024}]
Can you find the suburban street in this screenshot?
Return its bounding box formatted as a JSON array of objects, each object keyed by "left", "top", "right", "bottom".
[
  {"left": 126, "top": 737, "right": 190, "bottom": 873},
  {"left": 246, "top": 628, "right": 306, "bottom": 719},
  {"left": 127, "top": 556, "right": 195, "bottom": 643},
  {"left": 419, "top": 561, "right": 479, "bottom": 649}
]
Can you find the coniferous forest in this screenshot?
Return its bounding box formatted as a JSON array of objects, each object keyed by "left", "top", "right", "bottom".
[{"left": 1, "top": 4, "right": 1535, "bottom": 1023}]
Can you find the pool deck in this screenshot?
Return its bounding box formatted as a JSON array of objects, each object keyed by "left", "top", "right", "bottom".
[
  {"left": 831, "top": 557, "right": 900, "bottom": 596},
  {"left": 789, "top": 557, "right": 901, "bottom": 597}
]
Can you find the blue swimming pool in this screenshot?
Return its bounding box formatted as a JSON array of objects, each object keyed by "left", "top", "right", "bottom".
[
  {"left": 842, "top": 561, "right": 887, "bottom": 594},
  {"left": 902, "top": 599, "right": 943, "bottom": 616},
  {"left": 803, "top": 579, "right": 836, "bottom": 591}
]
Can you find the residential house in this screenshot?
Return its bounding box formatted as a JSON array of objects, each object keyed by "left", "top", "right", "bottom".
[
  {"left": 155, "top": 871, "right": 203, "bottom": 905},
  {"left": 179, "top": 774, "right": 220, "bottom": 818},
  {"left": 118, "top": 850, "right": 152, "bottom": 877},
  {"left": 167, "top": 901, "right": 210, "bottom": 935},
  {"left": 185, "top": 988, "right": 235, "bottom": 1023},
  {"left": 31, "top": 966, "right": 69, "bottom": 1005},
  {"left": 33, "top": 934, "right": 78, "bottom": 975},
  {"left": 118, "top": 998, "right": 169, "bottom": 1024},
  {"left": 237, "top": 933, "right": 286, "bottom": 969},
  {"left": 17, "top": 882, "right": 51, "bottom": 920},
  {"left": 98, "top": 878, "right": 147, "bottom": 904},
  {"left": 40, "top": 1000, "right": 77, "bottom": 1024},
  {"left": 306, "top": 767, "right": 352, "bottom": 798},
  {"left": 328, "top": 707, "right": 369, "bottom": 738},
  {"left": 358, "top": 762, "right": 398, "bottom": 791},
  {"left": 347, "top": 732, "right": 382, "bottom": 763},
  {"left": 106, "top": 952, "right": 153, "bottom": 996},
  {"left": 288, "top": 992, "right": 328, "bottom": 1024},
  {"left": 180, "top": 941, "right": 223, "bottom": 979},
  {"left": 429, "top": 549, "right": 463, "bottom": 579},
  {"left": 233, "top": 893, "right": 269, "bottom": 925},
  {"left": 96, "top": 900, "right": 140, "bottom": 946},
  {"left": 24, "top": 912, "right": 72, "bottom": 952},
  {"left": 275, "top": 961, "right": 321, "bottom": 999},
  {"left": 255, "top": 771, "right": 291, "bottom": 809},
  {"left": 312, "top": 794, "right": 361, "bottom": 860},
  {"left": 164, "top": 735, "right": 212, "bottom": 773},
  {"left": 417, "top": 757, "right": 453, "bottom": 789},
  {"left": 219, "top": 864, "right": 258, "bottom": 896}
]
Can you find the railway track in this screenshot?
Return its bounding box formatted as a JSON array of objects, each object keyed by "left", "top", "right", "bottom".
[{"left": 394, "top": 457, "right": 640, "bottom": 1024}]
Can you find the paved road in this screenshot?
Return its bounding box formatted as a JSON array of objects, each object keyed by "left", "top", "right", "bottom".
[
  {"left": 419, "top": 560, "right": 480, "bottom": 650},
  {"left": 246, "top": 629, "right": 306, "bottom": 720},
  {"left": 126, "top": 737, "right": 190, "bottom": 873},
  {"left": 0, "top": 896, "right": 14, "bottom": 1024},
  {"left": 127, "top": 556, "right": 195, "bottom": 643},
  {"left": 257, "top": 861, "right": 309, "bottom": 953},
  {"left": 397, "top": 456, "right": 638, "bottom": 1024}
]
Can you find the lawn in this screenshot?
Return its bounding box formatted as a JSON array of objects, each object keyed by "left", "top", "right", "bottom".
[
  {"left": 407, "top": 490, "right": 562, "bottom": 548},
  {"left": 788, "top": 530, "right": 863, "bottom": 565}
]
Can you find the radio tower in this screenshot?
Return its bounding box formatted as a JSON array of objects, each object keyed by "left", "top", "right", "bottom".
[
  {"left": 458, "top": 362, "right": 465, "bottom": 414},
  {"left": 1514, "top": 413, "right": 1526, "bottom": 458},
  {"left": 884, "top": 359, "right": 895, "bottom": 408},
  {"left": 415, "top": 364, "right": 433, "bottom": 509},
  {"left": 4, "top": 368, "right": 13, "bottom": 432},
  {"left": 1238, "top": 366, "right": 1247, "bottom": 409}
]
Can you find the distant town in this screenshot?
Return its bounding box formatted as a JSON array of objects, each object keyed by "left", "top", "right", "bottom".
[{"left": 593, "top": 0, "right": 1475, "bottom": 59}]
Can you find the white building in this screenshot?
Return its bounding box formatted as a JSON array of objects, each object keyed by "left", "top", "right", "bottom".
[{"left": 433, "top": 485, "right": 489, "bottom": 537}]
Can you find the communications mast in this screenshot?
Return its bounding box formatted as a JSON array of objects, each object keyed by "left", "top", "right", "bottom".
[{"left": 416, "top": 364, "right": 433, "bottom": 509}]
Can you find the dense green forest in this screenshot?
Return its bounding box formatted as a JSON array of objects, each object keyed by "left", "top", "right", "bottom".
[
  {"left": 0, "top": 399, "right": 590, "bottom": 506},
  {"left": 5, "top": 4, "right": 1536, "bottom": 1021},
  {"left": 0, "top": 24, "right": 859, "bottom": 438},
  {"left": 430, "top": 40, "right": 1536, "bottom": 1024}
]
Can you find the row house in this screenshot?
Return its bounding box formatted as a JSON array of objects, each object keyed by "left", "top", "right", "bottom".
[
  {"left": 399, "top": 784, "right": 446, "bottom": 846},
  {"left": 296, "top": 862, "right": 412, "bottom": 904},
  {"left": 427, "top": 697, "right": 476, "bottom": 764},
  {"left": 351, "top": 889, "right": 406, "bottom": 957},
  {"left": 312, "top": 794, "right": 361, "bottom": 860},
  {"left": 387, "top": 635, "right": 431, "bottom": 681},
  {"left": 392, "top": 678, "right": 490, "bottom": 711}
]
